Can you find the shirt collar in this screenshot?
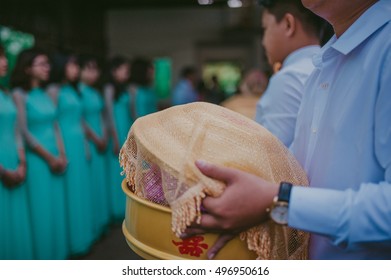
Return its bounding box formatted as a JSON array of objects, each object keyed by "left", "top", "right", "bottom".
[
  {"left": 282, "top": 45, "right": 321, "bottom": 68},
  {"left": 313, "top": 0, "right": 391, "bottom": 67},
  {"left": 332, "top": 0, "right": 391, "bottom": 55}
]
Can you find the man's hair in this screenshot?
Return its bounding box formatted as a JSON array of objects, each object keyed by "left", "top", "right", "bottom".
[
  {"left": 181, "top": 66, "right": 196, "bottom": 78},
  {"left": 258, "top": 0, "right": 327, "bottom": 39}
]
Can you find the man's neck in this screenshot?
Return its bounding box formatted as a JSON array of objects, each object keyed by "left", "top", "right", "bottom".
[
  {"left": 332, "top": 0, "right": 378, "bottom": 37},
  {"left": 283, "top": 36, "right": 319, "bottom": 63}
]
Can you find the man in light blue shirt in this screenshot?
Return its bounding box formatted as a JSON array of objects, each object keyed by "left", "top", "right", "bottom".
[
  {"left": 255, "top": 0, "right": 323, "bottom": 147},
  {"left": 255, "top": 46, "right": 319, "bottom": 147},
  {"left": 186, "top": 0, "right": 391, "bottom": 260},
  {"left": 172, "top": 66, "right": 199, "bottom": 106},
  {"left": 288, "top": 0, "right": 391, "bottom": 259}
]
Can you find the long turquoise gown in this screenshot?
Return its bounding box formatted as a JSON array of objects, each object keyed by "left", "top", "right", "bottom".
[
  {"left": 24, "top": 87, "right": 68, "bottom": 259},
  {"left": 135, "top": 86, "right": 158, "bottom": 117},
  {"left": 0, "top": 90, "right": 33, "bottom": 260},
  {"left": 80, "top": 82, "right": 110, "bottom": 239},
  {"left": 57, "top": 84, "right": 94, "bottom": 255},
  {"left": 107, "top": 91, "right": 133, "bottom": 221}
]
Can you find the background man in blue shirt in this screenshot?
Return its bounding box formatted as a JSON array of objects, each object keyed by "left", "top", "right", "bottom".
[
  {"left": 187, "top": 0, "right": 391, "bottom": 260},
  {"left": 172, "top": 66, "right": 199, "bottom": 106}
]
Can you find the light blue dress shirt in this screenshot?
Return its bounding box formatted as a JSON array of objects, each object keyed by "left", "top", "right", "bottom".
[
  {"left": 255, "top": 45, "right": 320, "bottom": 147},
  {"left": 172, "top": 79, "right": 198, "bottom": 106},
  {"left": 289, "top": 0, "right": 391, "bottom": 259}
]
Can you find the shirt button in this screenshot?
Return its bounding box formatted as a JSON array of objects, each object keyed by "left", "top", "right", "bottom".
[
  {"left": 312, "top": 128, "right": 317, "bottom": 133},
  {"left": 320, "top": 83, "right": 329, "bottom": 90}
]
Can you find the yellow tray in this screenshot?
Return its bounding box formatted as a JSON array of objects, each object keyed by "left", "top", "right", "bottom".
[{"left": 122, "top": 180, "right": 257, "bottom": 259}]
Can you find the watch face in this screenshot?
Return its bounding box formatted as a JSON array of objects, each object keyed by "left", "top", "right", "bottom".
[{"left": 270, "top": 204, "right": 288, "bottom": 225}]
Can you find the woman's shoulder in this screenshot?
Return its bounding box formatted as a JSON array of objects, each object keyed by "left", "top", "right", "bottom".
[
  {"left": 0, "top": 87, "right": 7, "bottom": 96},
  {"left": 11, "top": 87, "right": 27, "bottom": 99}
]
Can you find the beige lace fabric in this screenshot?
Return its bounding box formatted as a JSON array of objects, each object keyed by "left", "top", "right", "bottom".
[{"left": 120, "top": 102, "right": 309, "bottom": 259}]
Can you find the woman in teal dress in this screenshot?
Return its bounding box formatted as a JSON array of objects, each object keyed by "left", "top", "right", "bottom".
[
  {"left": 0, "top": 45, "right": 33, "bottom": 260},
  {"left": 11, "top": 49, "right": 68, "bottom": 260},
  {"left": 104, "top": 56, "right": 132, "bottom": 221},
  {"left": 130, "top": 57, "right": 158, "bottom": 117},
  {"left": 48, "top": 54, "right": 94, "bottom": 256},
  {"left": 79, "top": 55, "right": 110, "bottom": 239}
]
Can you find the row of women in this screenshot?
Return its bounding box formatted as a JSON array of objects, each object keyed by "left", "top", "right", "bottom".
[{"left": 0, "top": 45, "right": 158, "bottom": 259}]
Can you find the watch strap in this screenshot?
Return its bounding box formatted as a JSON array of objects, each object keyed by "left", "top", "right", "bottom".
[{"left": 278, "top": 182, "right": 293, "bottom": 203}]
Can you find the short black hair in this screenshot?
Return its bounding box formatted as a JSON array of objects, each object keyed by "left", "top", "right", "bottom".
[
  {"left": 181, "top": 66, "right": 196, "bottom": 78},
  {"left": 258, "top": 0, "right": 327, "bottom": 39}
]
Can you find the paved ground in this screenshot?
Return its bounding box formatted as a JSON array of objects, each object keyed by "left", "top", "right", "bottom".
[{"left": 76, "top": 223, "right": 143, "bottom": 260}]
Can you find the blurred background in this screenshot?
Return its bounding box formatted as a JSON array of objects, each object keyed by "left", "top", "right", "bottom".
[
  {"left": 1, "top": 0, "right": 274, "bottom": 260},
  {"left": 1, "top": 0, "right": 270, "bottom": 100}
]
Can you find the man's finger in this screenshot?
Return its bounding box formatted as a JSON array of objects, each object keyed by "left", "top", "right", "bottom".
[
  {"left": 195, "top": 160, "right": 236, "bottom": 183},
  {"left": 180, "top": 228, "right": 206, "bottom": 239},
  {"left": 200, "top": 196, "right": 221, "bottom": 215},
  {"left": 187, "top": 213, "right": 221, "bottom": 231},
  {"left": 207, "top": 233, "right": 236, "bottom": 259}
]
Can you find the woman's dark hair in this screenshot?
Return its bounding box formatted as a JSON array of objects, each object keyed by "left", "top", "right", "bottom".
[
  {"left": 79, "top": 54, "right": 101, "bottom": 70},
  {"left": 50, "top": 52, "right": 81, "bottom": 96},
  {"left": 0, "top": 44, "right": 6, "bottom": 91},
  {"left": 258, "top": 0, "right": 330, "bottom": 41},
  {"left": 10, "top": 48, "right": 48, "bottom": 91},
  {"left": 129, "top": 57, "right": 153, "bottom": 87},
  {"left": 0, "top": 44, "right": 4, "bottom": 57},
  {"left": 105, "top": 55, "right": 129, "bottom": 100},
  {"left": 79, "top": 54, "right": 102, "bottom": 89}
]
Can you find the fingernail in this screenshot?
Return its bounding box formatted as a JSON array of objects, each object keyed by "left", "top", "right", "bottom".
[
  {"left": 208, "top": 252, "right": 215, "bottom": 260},
  {"left": 179, "top": 233, "right": 188, "bottom": 239},
  {"left": 196, "top": 160, "right": 209, "bottom": 168}
]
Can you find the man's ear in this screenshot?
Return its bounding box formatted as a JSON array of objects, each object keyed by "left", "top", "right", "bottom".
[{"left": 283, "top": 13, "right": 296, "bottom": 37}]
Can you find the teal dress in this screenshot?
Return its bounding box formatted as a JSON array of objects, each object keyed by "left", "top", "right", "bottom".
[
  {"left": 57, "top": 84, "right": 94, "bottom": 255},
  {"left": 80, "top": 83, "right": 110, "bottom": 238},
  {"left": 107, "top": 91, "right": 134, "bottom": 221},
  {"left": 24, "top": 87, "right": 68, "bottom": 259},
  {"left": 0, "top": 90, "right": 33, "bottom": 260},
  {"left": 135, "top": 86, "right": 158, "bottom": 117}
]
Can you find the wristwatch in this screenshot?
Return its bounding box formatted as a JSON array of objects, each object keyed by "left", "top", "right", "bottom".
[{"left": 269, "top": 182, "right": 293, "bottom": 225}]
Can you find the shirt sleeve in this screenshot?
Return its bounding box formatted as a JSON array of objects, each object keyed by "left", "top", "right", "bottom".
[
  {"left": 255, "top": 70, "right": 305, "bottom": 148},
  {"left": 12, "top": 89, "right": 40, "bottom": 148},
  {"left": 288, "top": 49, "right": 391, "bottom": 249}
]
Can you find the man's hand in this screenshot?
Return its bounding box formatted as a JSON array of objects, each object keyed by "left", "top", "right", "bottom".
[{"left": 184, "top": 160, "right": 279, "bottom": 258}]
